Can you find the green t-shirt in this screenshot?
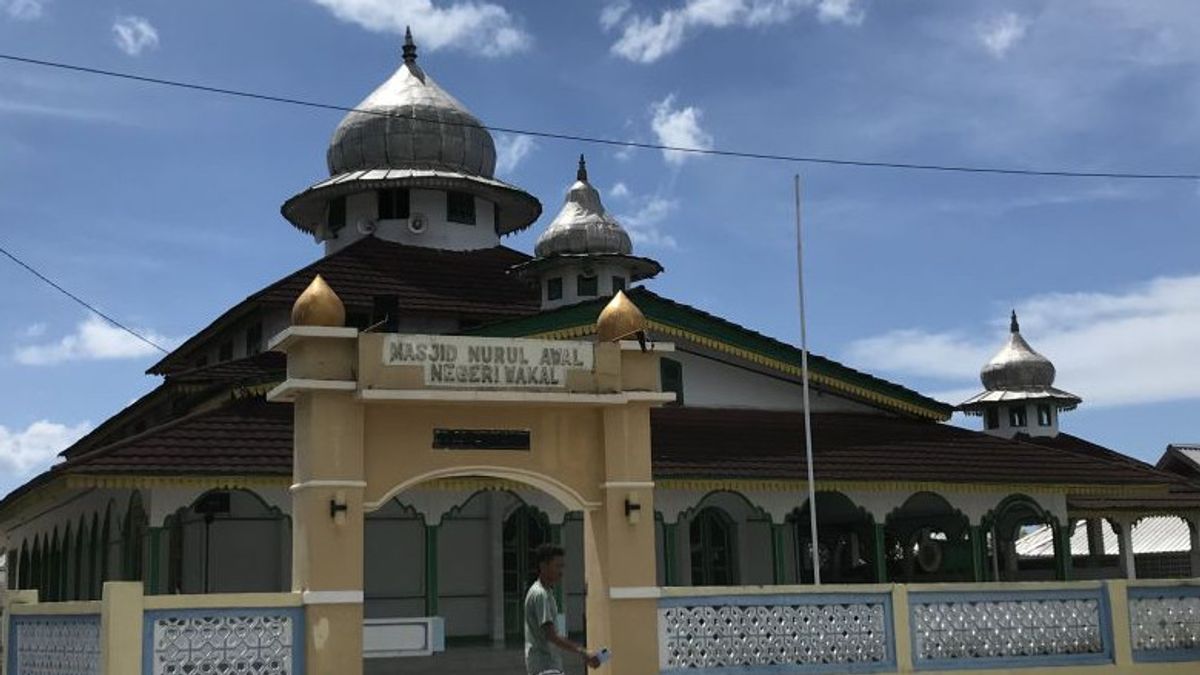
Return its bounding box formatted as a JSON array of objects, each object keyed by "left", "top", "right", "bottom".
[{"left": 524, "top": 579, "right": 563, "bottom": 675}]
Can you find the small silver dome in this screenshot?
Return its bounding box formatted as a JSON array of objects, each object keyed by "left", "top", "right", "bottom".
[
  {"left": 326, "top": 29, "right": 496, "bottom": 177},
  {"left": 535, "top": 156, "right": 633, "bottom": 257},
  {"left": 980, "top": 312, "right": 1057, "bottom": 390}
]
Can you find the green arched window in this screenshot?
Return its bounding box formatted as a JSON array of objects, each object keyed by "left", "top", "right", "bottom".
[{"left": 689, "top": 507, "right": 736, "bottom": 586}]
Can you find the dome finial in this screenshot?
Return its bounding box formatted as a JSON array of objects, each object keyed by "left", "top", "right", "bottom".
[
  {"left": 403, "top": 26, "right": 418, "bottom": 65},
  {"left": 577, "top": 154, "right": 588, "bottom": 182},
  {"left": 1010, "top": 309, "right": 1020, "bottom": 334}
]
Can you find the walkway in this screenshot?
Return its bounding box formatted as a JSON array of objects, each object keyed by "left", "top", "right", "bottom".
[{"left": 365, "top": 646, "right": 586, "bottom": 674}]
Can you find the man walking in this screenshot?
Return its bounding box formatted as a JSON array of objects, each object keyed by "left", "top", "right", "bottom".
[{"left": 525, "top": 543, "right": 601, "bottom": 675}]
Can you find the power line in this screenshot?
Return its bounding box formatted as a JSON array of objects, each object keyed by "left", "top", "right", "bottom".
[
  {"left": 1, "top": 52, "right": 1197, "bottom": 182},
  {"left": 0, "top": 242, "right": 169, "bottom": 354}
]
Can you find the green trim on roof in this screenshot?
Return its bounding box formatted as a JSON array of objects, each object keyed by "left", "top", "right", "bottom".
[{"left": 467, "top": 288, "right": 952, "bottom": 419}]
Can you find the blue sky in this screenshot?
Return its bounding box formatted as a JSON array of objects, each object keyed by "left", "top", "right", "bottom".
[{"left": 1, "top": 0, "right": 1198, "bottom": 495}]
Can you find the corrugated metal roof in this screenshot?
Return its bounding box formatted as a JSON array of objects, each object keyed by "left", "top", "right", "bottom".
[{"left": 1017, "top": 516, "right": 1193, "bottom": 557}]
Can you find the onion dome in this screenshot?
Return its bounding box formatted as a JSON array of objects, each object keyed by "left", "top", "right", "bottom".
[
  {"left": 981, "top": 311, "right": 1056, "bottom": 390},
  {"left": 535, "top": 156, "right": 633, "bottom": 257},
  {"left": 291, "top": 275, "right": 345, "bottom": 327},
  {"left": 513, "top": 156, "right": 662, "bottom": 282},
  {"left": 596, "top": 291, "right": 647, "bottom": 343},
  {"left": 282, "top": 29, "right": 541, "bottom": 236},
  {"left": 958, "top": 311, "right": 1080, "bottom": 412},
  {"left": 327, "top": 28, "right": 495, "bottom": 177}
]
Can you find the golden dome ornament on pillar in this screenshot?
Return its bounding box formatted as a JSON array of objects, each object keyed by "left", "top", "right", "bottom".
[
  {"left": 291, "top": 274, "right": 346, "bottom": 327},
  {"left": 596, "top": 290, "right": 648, "bottom": 350}
]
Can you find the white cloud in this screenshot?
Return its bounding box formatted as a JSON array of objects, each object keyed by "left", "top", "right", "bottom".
[
  {"left": 0, "top": 420, "right": 89, "bottom": 475},
  {"left": 600, "top": 1, "right": 631, "bottom": 31},
  {"left": 494, "top": 134, "right": 536, "bottom": 175},
  {"left": 3, "top": 0, "right": 45, "bottom": 20},
  {"left": 978, "top": 12, "right": 1030, "bottom": 58},
  {"left": 608, "top": 0, "right": 863, "bottom": 63},
  {"left": 309, "top": 0, "right": 530, "bottom": 57},
  {"left": 844, "top": 275, "right": 1200, "bottom": 408},
  {"left": 650, "top": 94, "right": 714, "bottom": 166},
  {"left": 617, "top": 195, "right": 680, "bottom": 249},
  {"left": 609, "top": 182, "right": 631, "bottom": 199},
  {"left": 14, "top": 315, "right": 174, "bottom": 366},
  {"left": 22, "top": 323, "right": 46, "bottom": 338},
  {"left": 112, "top": 15, "right": 160, "bottom": 56}
]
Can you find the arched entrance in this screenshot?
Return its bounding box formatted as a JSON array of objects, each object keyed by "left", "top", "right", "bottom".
[
  {"left": 984, "top": 494, "right": 1062, "bottom": 581},
  {"left": 503, "top": 504, "right": 551, "bottom": 642},
  {"left": 885, "top": 492, "right": 973, "bottom": 583},
  {"left": 280, "top": 326, "right": 665, "bottom": 675},
  {"left": 789, "top": 491, "right": 877, "bottom": 584}
]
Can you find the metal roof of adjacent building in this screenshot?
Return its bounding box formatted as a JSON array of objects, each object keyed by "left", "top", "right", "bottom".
[{"left": 1017, "top": 517, "right": 1194, "bottom": 557}]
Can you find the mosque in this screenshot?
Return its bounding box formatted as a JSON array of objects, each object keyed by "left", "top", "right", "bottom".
[{"left": 2, "top": 31, "right": 1199, "bottom": 675}]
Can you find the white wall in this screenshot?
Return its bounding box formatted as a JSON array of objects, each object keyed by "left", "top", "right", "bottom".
[
  {"left": 671, "top": 349, "right": 881, "bottom": 413},
  {"left": 979, "top": 402, "right": 1060, "bottom": 439},
  {"left": 326, "top": 188, "right": 499, "bottom": 253},
  {"left": 539, "top": 262, "right": 634, "bottom": 310}
]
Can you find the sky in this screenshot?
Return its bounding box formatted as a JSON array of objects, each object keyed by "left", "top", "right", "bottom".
[{"left": 0, "top": 0, "right": 1198, "bottom": 497}]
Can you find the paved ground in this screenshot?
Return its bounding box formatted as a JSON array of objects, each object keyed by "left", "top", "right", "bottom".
[{"left": 364, "top": 646, "right": 586, "bottom": 674}]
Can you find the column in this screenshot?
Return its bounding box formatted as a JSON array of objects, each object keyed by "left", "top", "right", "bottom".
[
  {"left": 662, "top": 522, "right": 678, "bottom": 586},
  {"left": 1085, "top": 518, "right": 1105, "bottom": 564},
  {"left": 1112, "top": 517, "right": 1137, "bottom": 580},
  {"left": 424, "top": 523, "right": 439, "bottom": 616},
  {"left": 874, "top": 524, "right": 888, "bottom": 583},
  {"left": 1187, "top": 515, "right": 1200, "bottom": 578},
  {"left": 969, "top": 525, "right": 986, "bottom": 582},
  {"left": 587, "top": 402, "right": 659, "bottom": 675},
  {"left": 146, "top": 527, "right": 163, "bottom": 595},
  {"left": 488, "top": 492, "right": 505, "bottom": 646},
  {"left": 771, "top": 523, "right": 787, "bottom": 584},
  {"left": 1053, "top": 522, "right": 1072, "bottom": 581},
  {"left": 550, "top": 523, "right": 565, "bottom": 626},
  {"left": 292, "top": 389, "right": 366, "bottom": 675}
]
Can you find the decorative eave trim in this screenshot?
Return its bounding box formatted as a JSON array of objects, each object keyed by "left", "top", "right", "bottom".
[
  {"left": 526, "top": 320, "right": 949, "bottom": 421},
  {"left": 654, "top": 478, "right": 1168, "bottom": 496},
  {"left": 1067, "top": 508, "right": 1200, "bottom": 520},
  {"left": 64, "top": 475, "right": 291, "bottom": 490}
]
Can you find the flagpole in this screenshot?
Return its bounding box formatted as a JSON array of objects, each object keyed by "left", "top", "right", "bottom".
[{"left": 795, "top": 174, "right": 821, "bottom": 585}]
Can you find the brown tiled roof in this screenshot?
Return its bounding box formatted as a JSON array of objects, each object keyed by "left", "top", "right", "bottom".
[
  {"left": 167, "top": 352, "right": 287, "bottom": 386},
  {"left": 150, "top": 238, "right": 540, "bottom": 374},
  {"left": 5, "top": 406, "right": 1181, "bottom": 518},
  {"left": 62, "top": 397, "right": 293, "bottom": 475},
  {"left": 649, "top": 408, "right": 1175, "bottom": 486}
]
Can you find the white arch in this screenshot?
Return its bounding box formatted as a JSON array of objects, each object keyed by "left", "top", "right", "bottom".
[{"left": 365, "top": 465, "right": 600, "bottom": 514}]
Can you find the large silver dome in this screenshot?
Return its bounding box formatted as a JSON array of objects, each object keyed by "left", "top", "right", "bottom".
[
  {"left": 326, "top": 30, "right": 496, "bottom": 177},
  {"left": 980, "top": 312, "right": 1057, "bottom": 390},
  {"left": 535, "top": 157, "right": 633, "bottom": 257}
]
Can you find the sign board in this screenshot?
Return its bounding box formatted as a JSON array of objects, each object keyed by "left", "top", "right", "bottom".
[{"left": 383, "top": 334, "right": 594, "bottom": 388}]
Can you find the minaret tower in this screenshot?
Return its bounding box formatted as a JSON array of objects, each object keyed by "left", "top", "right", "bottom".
[
  {"left": 958, "top": 311, "right": 1081, "bottom": 438},
  {"left": 513, "top": 156, "right": 663, "bottom": 309},
  {"left": 281, "top": 28, "right": 541, "bottom": 253}
]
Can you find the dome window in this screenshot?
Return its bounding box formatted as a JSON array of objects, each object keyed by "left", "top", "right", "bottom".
[
  {"left": 577, "top": 275, "right": 598, "bottom": 297},
  {"left": 612, "top": 276, "right": 627, "bottom": 293},
  {"left": 377, "top": 188, "right": 410, "bottom": 220},
  {"left": 1037, "top": 404, "right": 1053, "bottom": 427},
  {"left": 327, "top": 196, "right": 346, "bottom": 232},
  {"left": 985, "top": 408, "right": 1000, "bottom": 430},
  {"left": 546, "top": 277, "right": 563, "bottom": 302},
  {"left": 1008, "top": 405, "right": 1028, "bottom": 428},
  {"left": 447, "top": 191, "right": 476, "bottom": 225}
]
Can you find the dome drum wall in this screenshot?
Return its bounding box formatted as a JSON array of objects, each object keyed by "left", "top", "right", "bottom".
[{"left": 322, "top": 187, "right": 500, "bottom": 254}]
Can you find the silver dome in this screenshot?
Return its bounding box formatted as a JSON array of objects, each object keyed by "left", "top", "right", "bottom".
[
  {"left": 326, "top": 30, "right": 496, "bottom": 177},
  {"left": 980, "top": 312, "right": 1057, "bottom": 390},
  {"left": 534, "top": 156, "right": 633, "bottom": 257}
]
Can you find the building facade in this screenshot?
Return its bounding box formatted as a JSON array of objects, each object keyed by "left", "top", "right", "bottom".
[{"left": 3, "top": 32, "right": 1200, "bottom": 675}]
